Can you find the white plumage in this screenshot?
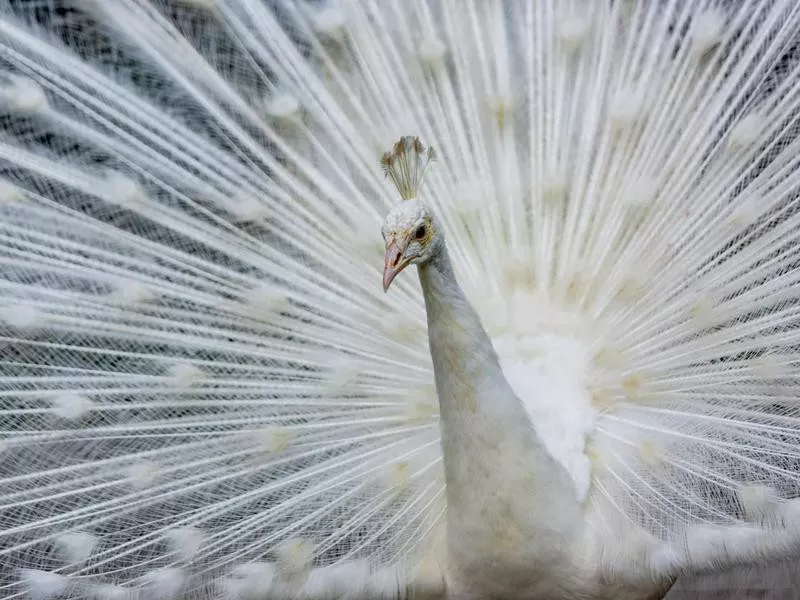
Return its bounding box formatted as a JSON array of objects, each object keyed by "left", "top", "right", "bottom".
[{"left": 1, "top": 1, "right": 800, "bottom": 598}]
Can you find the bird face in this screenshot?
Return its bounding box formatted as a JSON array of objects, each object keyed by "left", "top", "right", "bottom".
[{"left": 381, "top": 199, "right": 436, "bottom": 291}]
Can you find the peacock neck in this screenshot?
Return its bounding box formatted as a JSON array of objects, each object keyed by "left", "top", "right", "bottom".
[
  {"left": 417, "top": 243, "right": 582, "bottom": 590},
  {"left": 417, "top": 243, "right": 537, "bottom": 441}
]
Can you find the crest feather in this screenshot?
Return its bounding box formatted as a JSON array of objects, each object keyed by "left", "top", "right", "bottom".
[{"left": 380, "top": 136, "right": 436, "bottom": 200}]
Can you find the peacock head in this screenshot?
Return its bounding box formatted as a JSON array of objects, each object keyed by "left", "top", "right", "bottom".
[
  {"left": 381, "top": 199, "right": 440, "bottom": 291},
  {"left": 379, "top": 136, "right": 438, "bottom": 292}
]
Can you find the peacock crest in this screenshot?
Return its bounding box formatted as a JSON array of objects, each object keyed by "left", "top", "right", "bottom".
[{"left": 380, "top": 136, "right": 437, "bottom": 200}]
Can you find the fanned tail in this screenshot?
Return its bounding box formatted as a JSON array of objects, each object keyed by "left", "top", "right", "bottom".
[{"left": 2, "top": 0, "right": 800, "bottom": 597}]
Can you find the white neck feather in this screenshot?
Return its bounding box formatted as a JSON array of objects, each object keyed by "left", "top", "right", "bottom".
[{"left": 417, "top": 243, "right": 583, "bottom": 593}]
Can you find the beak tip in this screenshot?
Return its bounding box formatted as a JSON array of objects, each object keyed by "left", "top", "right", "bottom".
[{"left": 382, "top": 270, "right": 395, "bottom": 292}]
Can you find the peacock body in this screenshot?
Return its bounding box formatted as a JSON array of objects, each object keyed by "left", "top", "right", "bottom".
[{"left": 2, "top": 1, "right": 800, "bottom": 598}]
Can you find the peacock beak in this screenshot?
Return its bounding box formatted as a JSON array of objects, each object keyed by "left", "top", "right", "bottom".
[{"left": 383, "top": 240, "right": 409, "bottom": 292}]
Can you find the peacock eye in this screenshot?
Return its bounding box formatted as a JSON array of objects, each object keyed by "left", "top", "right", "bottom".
[{"left": 414, "top": 224, "right": 427, "bottom": 240}]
